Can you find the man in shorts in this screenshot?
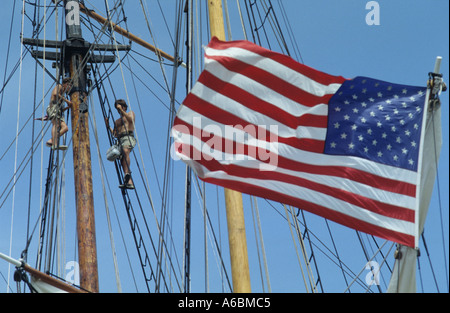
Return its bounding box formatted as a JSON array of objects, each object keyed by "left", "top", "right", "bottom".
[
  {"left": 45, "top": 77, "right": 72, "bottom": 150},
  {"left": 107, "top": 99, "right": 137, "bottom": 189}
]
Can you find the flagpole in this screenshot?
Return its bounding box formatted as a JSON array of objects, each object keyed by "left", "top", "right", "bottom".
[{"left": 207, "top": 0, "right": 251, "bottom": 293}]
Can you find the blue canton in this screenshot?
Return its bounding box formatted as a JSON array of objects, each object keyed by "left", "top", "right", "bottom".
[{"left": 324, "top": 76, "right": 427, "bottom": 171}]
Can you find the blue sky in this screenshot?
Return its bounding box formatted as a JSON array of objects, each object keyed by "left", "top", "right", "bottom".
[{"left": 0, "top": 1, "right": 448, "bottom": 293}]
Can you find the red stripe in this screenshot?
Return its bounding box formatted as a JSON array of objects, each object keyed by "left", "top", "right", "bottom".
[
  {"left": 205, "top": 54, "right": 336, "bottom": 108},
  {"left": 176, "top": 142, "right": 415, "bottom": 223},
  {"left": 182, "top": 92, "right": 325, "bottom": 153},
  {"left": 208, "top": 37, "right": 348, "bottom": 87},
  {"left": 173, "top": 116, "right": 416, "bottom": 197},
  {"left": 198, "top": 71, "right": 328, "bottom": 128},
  {"left": 204, "top": 176, "right": 415, "bottom": 248}
]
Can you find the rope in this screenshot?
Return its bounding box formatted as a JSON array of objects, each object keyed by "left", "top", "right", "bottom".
[
  {"left": 355, "top": 231, "right": 382, "bottom": 292},
  {"left": 265, "top": 200, "right": 370, "bottom": 290},
  {"left": 89, "top": 86, "right": 122, "bottom": 292},
  {"left": 193, "top": 176, "right": 233, "bottom": 291},
  {"left": 86, "top": 1, "right": 185, "bottom": 291},
  {"left": 421, "top": 232, "right": 441, "bottom": 292},
  {"left": 182, "top": 0, "right": 194, "bottom": 293},
  {"left": 203, "top": 181, "right": 209, "bottom": 292},
  {"left": 363, "top": 242, "right": 395, "bottom": 293},
  {"left": 0, "top": 0, "right": 187, "bottom": 293},
  {"left": 223, "top": 0, "right": 233, "bottom": 41},
  {"left": 7, "top": 0, "right": 26, "bottom": 293},
  {"left": 324, "top": 219, "right": 350, "bottom": 291},
  {"left": 88, "top": 74, "right": 141, "bottom": 291},
  {"left": 91, "top": 75, "right": 157, "bottom": 293},
  {"left": 297, "top": 210, "right": 324, "bottom": 292},
  {"left": 152, "top": 0, "right": 185, "bottom": 291},
  {"left": 250, "top": 198, "right": 265, "bottom": 292},
  {"left": 90, "top": 64, "right": 184, "bottom": 293},
  {"left": 289, "top": 206, "right": 318, "bottom": 292},
  {"left": 0, "top": 0, "right": 18, "bottom": 114},
  {"left": 283, "top": 204, "right": 310, "bottom": 292},
  {"left": 250, "top": 196, "right": 271, "bottom": 292},
  {"left": 236, "top": 0, "right": 248, "bottom": 40},
  {"left": 276, "top": 0, "right": 304, "bottom": 63},
  {"left": 343, "top": 240, "right": 392, "bottom": 293}
]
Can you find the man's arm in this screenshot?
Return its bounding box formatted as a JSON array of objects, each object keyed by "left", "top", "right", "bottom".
[
  {"left": 105, "top": 118, "right": 117, "bottom": 137},
  {"left": 49, "top": 84, "right": 61, "bottom": 103},
  {"left": 117, "top": 107, "right": 135, "bottom": 125},
  {"left": 61, "top": 97, "right": 73, "bottom": 111}
]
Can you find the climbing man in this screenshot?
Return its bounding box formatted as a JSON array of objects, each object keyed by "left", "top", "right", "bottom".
[
  {"left": 45, "top": 77, "right": 73, "bottom": 150},
  {"left": 107, "top": 99, "right": 137, "bottom": 189}
]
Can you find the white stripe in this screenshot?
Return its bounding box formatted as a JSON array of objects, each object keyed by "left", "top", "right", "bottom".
[
  {"left": 205, "top": 46, "right": 342, "bottom": 97},
  {"left": 203, "top": 58, "right": 333, "bottom": 117},
  {"left": 183, "top": 158, "right": 416, "bottom": 237},
  {"left": 174, "top": 110, "right": 418, "bottom": 185},
  {"left": 190, "top": 82, "right": 326, "bottom": 141},
  {"left": 174, "top": 132, "right": 416, "bottom": 210}
]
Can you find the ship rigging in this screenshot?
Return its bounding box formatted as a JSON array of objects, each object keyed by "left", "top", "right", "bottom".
[{"left": 0, "top": 0, "right": 448, "bottom": 293}]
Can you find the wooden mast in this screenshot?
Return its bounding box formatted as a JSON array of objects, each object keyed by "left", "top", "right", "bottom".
[
  {"left": 64, "top": 0, "right": 98, "bottom": 293},
  {"left": 207, "top": 0, "right": 251, "bottom": 293}
]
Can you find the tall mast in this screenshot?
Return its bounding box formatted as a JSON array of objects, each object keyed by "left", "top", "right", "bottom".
[
  {"left": 207, "top": 0, "right": 251, "bottom": 293},
  {"left": 64, "top": 0, "right": 98, "bottom": 292},
  {"left": 22, "top": 0, "right": 128, "bottom": 293}
]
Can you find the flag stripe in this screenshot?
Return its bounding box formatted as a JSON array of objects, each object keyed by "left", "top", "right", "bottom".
[
  {"left": 177, "top": 143, "right": 415, "bottom": 223},
  {"left": 174, "top": 111, "right": 417, "bottom": 188},
  {"left": 190, "top": 79, "right": 328, "bottom": 141},
  {"left": 203, "top": 55, "right": 338, "bottom": 117},
  {"left": 205, "top": 54, "right": 336, "bottom": 108},
  {"left": 179, "top": 155, "right": 416, "bottom": 247},
  {"left": 198, "top": 70, "right": 329, "bottom": 128},
  {"left": 203, "top": 176, "right": 416, "bottom": 247},
  {"left": 182, "top": 92, "right": 325, "bottom": 153},
  {"left": 173, "top": 116, "right": 417, "bottom": 198},
  {"left": 207, "top": 38, "right": 347, "bottom": 87}
]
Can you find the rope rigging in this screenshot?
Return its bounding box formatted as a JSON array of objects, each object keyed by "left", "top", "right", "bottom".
[
  {"left": 85, "top": 2, "right": 188, "bottom": 289},
  {"left": 1, "top": 0, "right": 446, "bottom": 295},
  {"left": 84, "top": 0, "right": 186, "bottom": 293},
  {"left": 91, "top": 64, "right": 163, "bottom": 293},
  {"left": 0, "top": 0, "right": 389, "bottom": 294},
  {"left": 0, "top": 0, "right": 186, "bottom": 293}
]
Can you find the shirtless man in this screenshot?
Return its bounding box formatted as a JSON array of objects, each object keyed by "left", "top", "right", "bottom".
[
  {"left": 45, "top": 77, "right": 72, "bottom": 150},
  {"left": 107, "top": 99, "right": 137, "bottom": 189}
]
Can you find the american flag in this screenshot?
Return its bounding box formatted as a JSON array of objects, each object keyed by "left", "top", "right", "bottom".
[{"left": 172, "top": 37, "right": 428, "bottom": 248}]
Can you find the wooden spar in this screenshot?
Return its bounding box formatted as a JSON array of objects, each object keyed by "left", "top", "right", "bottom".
[
  {"left": 0, "top": 252, "right": 86, "bottom": 293},
  {"left": 23, "top": 264, "right": 87, "bottom": 293},
  {"left": 207, "top": 0, "right": 251, "bottom": 293},
  {"left": 78, "top": 3, "right": 182, "bottom": 66},
  {"left": 64, "top": 0, "right": 98, "bottom": 293}
]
